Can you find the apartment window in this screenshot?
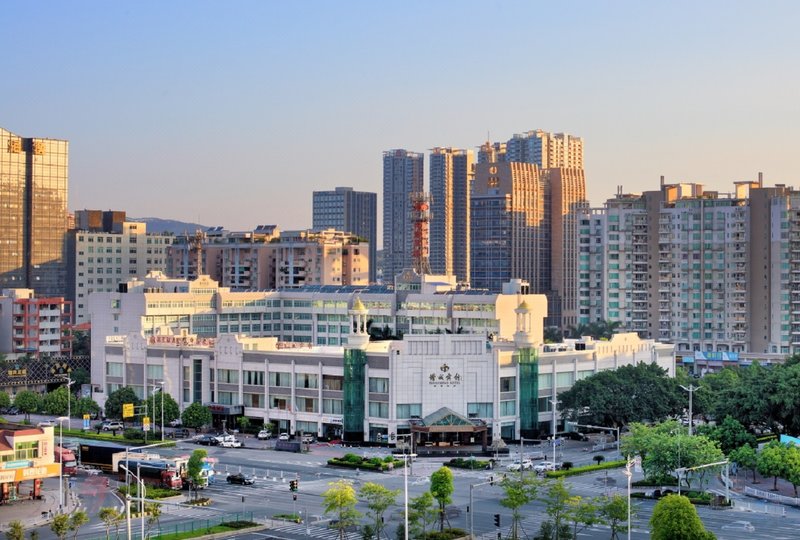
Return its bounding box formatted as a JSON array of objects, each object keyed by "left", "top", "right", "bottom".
[
  {"left": 270, "top": 396, "right": 290, "bottom": 409},
  {"left": 106, "top": 362, "right": 123, "bottom": 377},
  {"left": 243, "top": 370, "right": 264, "bottom": 386},
  {"left": 500, "top": 377, "right": 516, "bottom": 392},
  {"left": 322, "top": 375, "right": 343, "bottom": 390},
  {"left": 396, "top": 403, "right": 422, "bottom": 418},
  {"left": 323, "top": 399, "right": 343, "bottom": 414},
  {"left": 368, "top": 377, "right": 389, "bottom": 393},
  {"left": 269, "top": 372, "right": 292, "bottom": 387},
  {"left": 243, "top": 393, "right": 264, "bottom": 408},
  {"left": 368, "top": 401, "right": 389, "bottom": 418},
  {"left": 217, "top": 391, "right": 235, "bottom": 405},
  {"left": 295, "top": 373, "right": 318, "bottom": 389},
  {"left": 295, "top": 397, "right": 318, "bottom": 413}
]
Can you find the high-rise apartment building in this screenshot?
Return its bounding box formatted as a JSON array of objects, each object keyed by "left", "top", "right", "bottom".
[
  {"left": 0, "top": 127, "right": 69, "bottom": 297},
  {"left": 429, "top": 148, "right": 474, "bottom": 282},
  {"left": 0, "top": 288, "right": 72, "bottom": 357},
  {"left": 65, "top": 211, "right": 173, "bottom": 324},
  {"left": 577, "top": 177, "right": 800, "bottom": 356},
  {"left": 506, "top": 130, "right": 584, "bottom": 169},
  {"left": 312, "top": 187, "right": 377, "bottom": 282},
  {"left": 382, "top": 150, "right": 424, "bottom": 281}
]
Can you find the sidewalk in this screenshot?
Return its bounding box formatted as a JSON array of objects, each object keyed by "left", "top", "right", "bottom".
[{"left": 0, "top": 479, "right": 81, "bottom": 533}]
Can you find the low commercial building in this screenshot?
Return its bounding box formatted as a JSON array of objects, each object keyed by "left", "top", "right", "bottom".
[{"left": 0, "top": 424, "right": 60, "bottom": 504}]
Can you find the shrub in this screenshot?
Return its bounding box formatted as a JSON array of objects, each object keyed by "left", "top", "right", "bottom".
[
  {"left": 342, "top": 453, "right": 362, "bottom": 464},
  {"left": 446, "top": 457, "right": 490, "bottom": 470},
  {"left": 561, "top": 461, "right": 573, "bottom": 471},
  {"left": 545, "top": 459, "right": 626, "bottom": 478},
  {"left": 424, "top": 528, "right": 466, "bottom": 539}
]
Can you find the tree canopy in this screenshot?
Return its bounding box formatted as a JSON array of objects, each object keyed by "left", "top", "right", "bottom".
[
  {"left": 181, "top": 402, "right": 212, "bottom": 430},
  {"left": 430, "top": 466, "right": 454, "bottom": 532},
  {"left": 558, "top": 362, "right": 683, "bottom": 427},
  {"left": 104, "top": 387, "right": 140, "bottom": 422},
  {"left": 14, "top": 390, "right": 41, "bottom": 421},
  {"left": 650, "top": 494, "right": 716, "bottom": 540},
  {"left": 322, "top": 480, "right": 360, "bottom": 540}
]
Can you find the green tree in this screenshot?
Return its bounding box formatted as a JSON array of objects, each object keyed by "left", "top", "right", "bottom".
[
  {"left": 558, "top": 362, "right": 683, "bottom": 428},
  {"left": 650, "top": 494, "right": 716, "bottom": 540},
  {"left": 408, "top": 491, "right": 437, "bottom": 539},
  {"left": 359, "top": 482, "right": 399, "bottom": 540},
  {"left": 97, "top": 507, "right": 122, "bottom": 540},
  {"left": 104, "top": 387, "right": 140, "bottom": 422},
  {"left": 784, "top": 444, "right": 800, "bottom": 497},
  {"left": 186, "top": 449, "right": 207, "bottom": 500},
  {"left": 50, "top": 514, "right": 70, "bottom": 540},
  {"left": 757, "top": 441, "right": 788, "bottom": 491},
  {"left": 14, "top": 390, "right": 41, "bottom": 422},
  {"left": 74, "top": 397, "right": 102, "bottom": 419},
  {"left": 71, "top": 330, "right": 91, "bottom": 357},
  {"left": 712, "top": 363, "right": 778, "bottom": 433},
  {"left": 322, "top": 480, "right": 361, "bottom": 540},
  {"left": 542, "top": 478, "right": 573, "bottom": 539},
  {"left": 729, "top": 444, "right": 758, "bottom": 483},
  {"left": 5, "top": 520, "right": 24, "bottom": 540},
  {"left": 566, "top": 496, "right": 601, "bottom": 540},
  {"left": 430, "top": 466, "right": 454, "bottom": 532},
  {"left": 499, "top": 474, "right": 542, "bottom": 540},
  {"left": 181, "top": 402, "right": 212, "bottom": 431},
  {"left": 42, "top": 386, "right": 71, "bottom": 416},
  {"left": 699, "top": 416, "right": 756, "bottom": 455},
  {"left": 237, "top": 416, "right": 250, "bottom": 433},
  {"left": 598, "top": 494, "right": 630, "bottom": 540},
  {"left": 143, "top": 391, "right": 181, "bottom": 429},
  {"left": 68, "top": 510, "right": 89, "bottom": 540},
  {"left": 70, "top": 367, "right": 91, "bottom": 387},
  {"left": 0, "top": 391, "right": 11, "bottom": 410}
]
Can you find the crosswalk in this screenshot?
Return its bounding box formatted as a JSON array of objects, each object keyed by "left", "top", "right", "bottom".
[{"left": 268, "top": 521, "right": 356, "bottom": 540}]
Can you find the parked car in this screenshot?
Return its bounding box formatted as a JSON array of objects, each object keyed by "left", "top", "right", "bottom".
[
  {"left": 172, "top": 428, "right": 191, "bottom": 439},
  {"left": 169, "top": 418, "right": 183, "bottom": 427},
  {"left": 220, "top": 438, "right": 242, "bottom": 448},
  {"left": 528, "top": 450, "right": 546, "bottom": 460},
  {"left": 506, "top": 460, "right": 534, "bottom": 472},
  {"left": 257, "top": 430, "right": 272, "bottom": 440},
  {"left": 226, "top": 473, "right": 255, "bottom": 485},
  {"left": 196, "top": 434, "right": 219, "bottom": 446},
  {"left": 301, "top": 434, "right": 315, "bottom": 444},
  {"left": 278, "top": 432, "right": 290, "bottom": 441},
  {"left": 37, "top": 421, "right": 55, "bottom": 428},
  {"left": 721, "top": 521, "right": 755, "bottom": 532},
  {"left": 532, "top": 461, "right": 557, "bottom": 473},
  {"left": 101, "top": 421, "right": 124, "bottom": 431}
]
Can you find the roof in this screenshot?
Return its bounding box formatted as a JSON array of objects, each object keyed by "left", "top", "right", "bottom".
[{"left": 409, "top": 407, "right": 487, "bottom": 433}]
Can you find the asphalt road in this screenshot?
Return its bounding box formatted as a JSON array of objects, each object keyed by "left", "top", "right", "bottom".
[{"left": 10, "top": 415, "right": 800, "bottom": 539}]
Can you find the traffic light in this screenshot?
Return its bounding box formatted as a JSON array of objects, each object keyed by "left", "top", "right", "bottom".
[
  {"left": 489, "top": 475, "right": 494, "bottom": 486},
  {"left": 493, "top": 514, "right": 501, "bottom": 527},
  {"left": 292, "top": 494, "right": 297, "bottom": 501},
  {"left": 289, "top": 480, "right": 297, "bottom": 492}
]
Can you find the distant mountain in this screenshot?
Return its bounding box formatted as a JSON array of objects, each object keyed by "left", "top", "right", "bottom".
[{"left": 130, "top": 217, "right": 209, "bottom": 235}]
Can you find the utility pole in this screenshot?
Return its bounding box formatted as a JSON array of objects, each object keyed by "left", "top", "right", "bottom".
[
  {"left": 469, "top": 477, "right": 496, "bottom": 539},
  {"left": 679, "top": 384, "right": 700, "bottom": 436}
]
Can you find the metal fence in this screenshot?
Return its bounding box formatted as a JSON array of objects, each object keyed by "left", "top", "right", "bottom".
[
  {"left": 744, "top": 486, "right": 800, "bottom": 507},
  {"left": 81, "top": 512, "right": 255, "bottom": 540}
]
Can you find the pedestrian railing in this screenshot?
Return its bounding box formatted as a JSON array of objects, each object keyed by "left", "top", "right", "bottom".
[{"left": 744, "top": 486, "right": 800, "bottom": 507}]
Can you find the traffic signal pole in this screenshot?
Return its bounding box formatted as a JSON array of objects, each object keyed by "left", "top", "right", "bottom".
[{"left": 469, "top": 477, "right": 497, "bottom": 539}]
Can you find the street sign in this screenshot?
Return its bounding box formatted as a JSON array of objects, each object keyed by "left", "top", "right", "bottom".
[
  {"left": 122, "top": 403, "right": 134, "bottom": 418},
  {"left": 143, "top": 416, "right": 151, "bottom": 432},
  {"left": 82, "top": 414, "right": 90, "bottom": 430}
]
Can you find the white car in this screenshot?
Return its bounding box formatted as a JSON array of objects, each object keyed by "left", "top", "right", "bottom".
[
  {"left": 506, "top": 460, "right": 533, "bottom": 472},
  {"left": 257, "top": 429, "right": 272, "bottom": 440},
  {"left": 278, "top": 432, "right": 290, "bottom": 441},
  {"left": 37, "top": 421, "right": 55, "bottom": 428},
  {"left": 721, "top": 521, "right": 754, "bottom": 532},
  {"left": 532, "top": 461, "right": 557, "bottom": 473},
  {"left": 169, "top": 418, "right": 183, "bottom": 427},
  {"left": 301, "top": 434, "right": 315, "bottom": 444},
  {"left": 219, "top": 438, "right": 242, "bottom": 448}
]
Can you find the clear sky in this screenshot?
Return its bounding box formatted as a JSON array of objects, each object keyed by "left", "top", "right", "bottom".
[{"left": 3, "top": 1, "right": 799, "bottom": 244}]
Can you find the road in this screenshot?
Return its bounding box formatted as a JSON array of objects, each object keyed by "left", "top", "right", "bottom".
[{"left": 10, "top": 418, "right": 800, "bottom": 539}]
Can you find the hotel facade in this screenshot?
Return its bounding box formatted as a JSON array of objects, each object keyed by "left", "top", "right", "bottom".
[{"left": 90, "top": 273, "right": 674, "bottom": 442}]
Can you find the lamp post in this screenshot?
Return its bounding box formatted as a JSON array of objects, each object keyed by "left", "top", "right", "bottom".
[
  {"left": 400, "top": 451, "right": 417, "bottom": 540},
  {"left": 548, "top": 399, "right": 558, "bottom": 466},
  {"left": 622, "top": 456, "right": 640, "bottom": 540},
  {"left": 119, "top": 464, "right": 146, "bottom": 540},
  {"left": 59, "top": 375, "right": 73, "bottom": 429},
  {"left": 56, "top": 416, "right": 68, "bottom": 512},
  {"left": 679, "top": 384, "right": 700, "bottom": 436},
  {"left": 156, "top": 381, "right": 165, "bottom": 442}
]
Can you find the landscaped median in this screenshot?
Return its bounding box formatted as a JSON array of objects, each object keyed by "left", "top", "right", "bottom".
[
  {"left": 327, "top": 453, "right": 405, "bottom": 471},
  {"left": 149, "top": 520, "right": 261, "bottom": 540},
  {"left": 61, "top": 427, "right": 177, "bottom": 447},
  {"left": 544, "top": 459, "right": 626, "bottom": 478}
]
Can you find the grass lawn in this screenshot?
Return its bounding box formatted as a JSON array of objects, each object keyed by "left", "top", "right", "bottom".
[{"left": 150, "top": 521, "right": 258, "bottom": 540}]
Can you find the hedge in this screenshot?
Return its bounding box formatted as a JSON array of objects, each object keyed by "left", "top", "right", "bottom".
[
  {"left": 328, "top": 454, "right": 404, "bottom": 472},
  {"left": 60, "top": 427, "right": 176, "bottom": 447},
  {"left": 446, "top": 457, "right": 491, "bottom": 470},
  {"left": 545, "top": 459, "right": 626, "bottom": 478}
]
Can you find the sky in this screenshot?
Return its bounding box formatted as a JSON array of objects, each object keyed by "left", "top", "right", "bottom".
[{"left": 3, "top": 1, "right": 800, "bottom": 245}]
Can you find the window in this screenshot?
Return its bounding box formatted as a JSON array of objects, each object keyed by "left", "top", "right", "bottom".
[
  {"left": 106, "top": 362, "right": 123, "bottom": 377},
  {"left": 396, "top": 403, "right": 422, "bottom": 418},
  {"left": 500, "top": 377, "right": 516, "bottom": 392},
  {"left": 500, "top": 400, "right": 516, "bottom": 416},
  {"left": 556, "top": 372, "right": 575, "bottom": 387},
  {"left": 270, "top": 396, "right": 290, "bottom": 409},
  {"left": 295, "top": 397, "right": 318, "bottom": 413},
  {"left": 243, "top": 393, "right": 264, "bottom": 408},
  {"left": 217, "top": 369, "right": 239, "bottom": 384},
  {"left": 217, "top": 391, "right": 235, "bottom": 405},
  {"left": 467, "top": 403, "right": 493, "bottom": 418},
  {"left": 295, "top": 373, "right": 318, "bottom": 389},
  {"left": 15, "top": 441, "right": 39, "bottom": 460},
  {"left": 368, "top": 377, "right": 389, "bottom": 393},
  {"left": 147, "top": 364, "right": 163, "bottom": 381},
  {"left": 269, "top": 372, "right": 292, "bottom": 387},
  {"left": 243, "top": 370, "right": 264, "bottom": 386},
  {"left": 323, "top": 398, "right": 343, "bottom": 414},
  {"left": 368, "top": 401, "right": 389, "bottom": 418},
  {"left": 322, "top": 375, "right": 343, "bottom": 391}
]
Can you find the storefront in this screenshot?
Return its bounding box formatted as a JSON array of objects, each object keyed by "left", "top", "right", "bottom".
[
  {"left": 206, "top": 404, "right": 244, "bottom": 430},
  {"left": 0, "top": 425, "right": 60, "bottom": 505},
  {"left": 0, "top": 463, "right": 61, "bottom": 503}
]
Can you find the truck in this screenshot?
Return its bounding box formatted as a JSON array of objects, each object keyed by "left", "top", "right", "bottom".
[
  {"left": 54, "top": 446, "right": 78, "bottom": 476},
  {"left": 78, "top": 442, "right": 128, "bottom": 472},
  {"left": 117, "top": 459, "right": 182, "bottom": 490}
]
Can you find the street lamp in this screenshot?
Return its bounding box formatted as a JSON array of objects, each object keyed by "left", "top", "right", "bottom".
[
  {"left": 679, "top": 384, "right": 700, "bottom": 436},
  {"left": 56, "top": 416, "right": 69, "bottom": 512},
  {"left": 548, "top": 398, "right": 558, "bottom": 465},
  {"left": 399, "top": 451, "right": 417, "bottom": 540},
  {"left": 119, "top": 464, "right": 147, "bottom": 540},
  {"left": 59, "top": 375, "right": 74, "bottom": 428},
  {"left": 156, "top": 381, "right": 165, "bottom": 442},
  {"left": 622, "top": 456, "right": 640, "bottom": 540}
]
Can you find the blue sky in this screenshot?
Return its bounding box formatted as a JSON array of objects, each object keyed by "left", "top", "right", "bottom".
[{"left": 3, "top": 1, "right": 799, "bottom": 243}]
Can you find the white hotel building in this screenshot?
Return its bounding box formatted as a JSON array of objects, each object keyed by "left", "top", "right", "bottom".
[{"left": 89, "top": 273, "right": 674, "bottom": 443}]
